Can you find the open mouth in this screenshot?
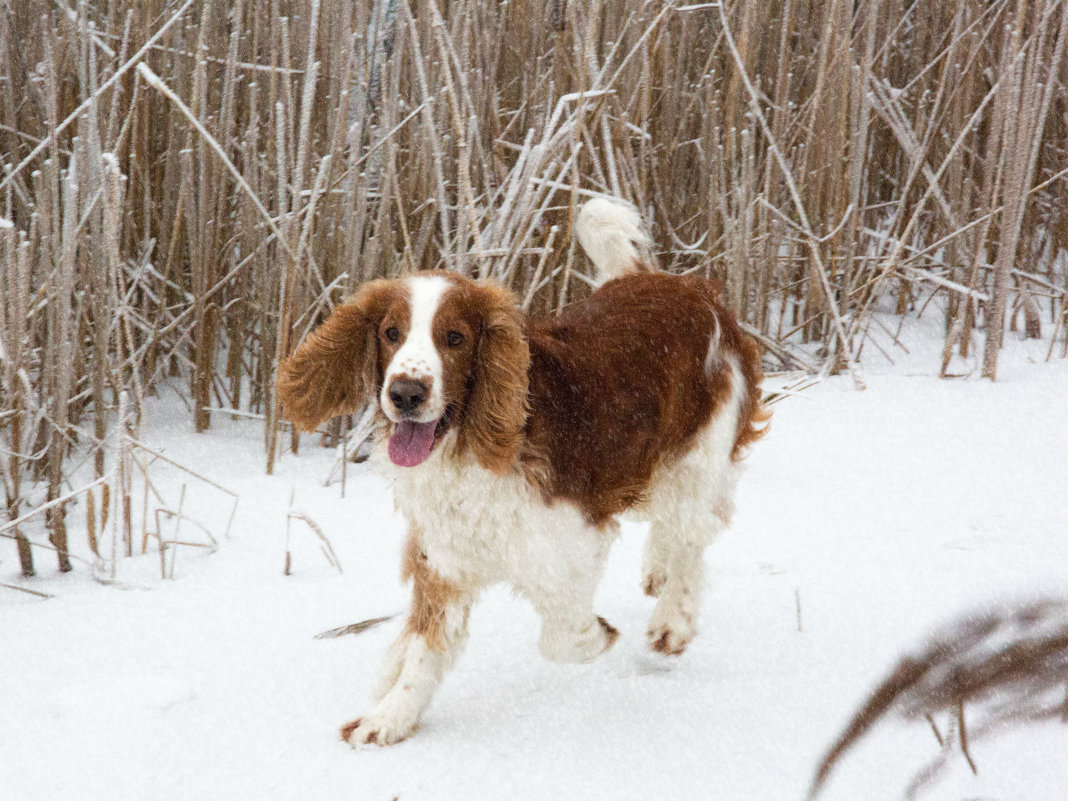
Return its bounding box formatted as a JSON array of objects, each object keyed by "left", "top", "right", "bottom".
[{"left": 386, "top": 407, "right": 453, "bottom": 468}]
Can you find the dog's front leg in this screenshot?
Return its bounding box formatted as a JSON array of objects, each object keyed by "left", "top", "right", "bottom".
[
  {"left": 341, "top": 618, "right": 468, "bottom": 746},
  {"left": 525, "top": 530, "right": 619, "bottom": 664},
  {"left": 342, "top": 537, "right": 472, "bottom": 746}
]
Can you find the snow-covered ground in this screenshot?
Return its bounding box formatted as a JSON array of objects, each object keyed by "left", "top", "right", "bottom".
[{"left": 3, "top": 325, "right": 1067, "bottom": 801}]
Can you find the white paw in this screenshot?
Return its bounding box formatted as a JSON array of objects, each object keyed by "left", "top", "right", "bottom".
[
  {"left": 641, "top": 567, "right": 667, "bottom": 598},
  {"left": 540, "top": 616, "right": 619, "bottom": 663},
  {"left": 340, "top": 708, "right": 418, "bottom": 746},
  {"left": 646, "top": 600, "right": 697, "bottom": 656}
]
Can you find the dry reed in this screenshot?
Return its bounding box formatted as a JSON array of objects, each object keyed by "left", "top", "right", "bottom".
[{"left": 808, "top": 599, "right": 1068, "bottom": 798}]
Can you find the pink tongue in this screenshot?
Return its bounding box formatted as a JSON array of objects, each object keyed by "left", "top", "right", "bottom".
[{"left": 388, "top": 420, "right": 439, "bottom": 467}]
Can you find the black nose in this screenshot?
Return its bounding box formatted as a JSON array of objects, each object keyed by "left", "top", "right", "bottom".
[{"left": 388, "top": 379, "right": 428, "bottom": 414}]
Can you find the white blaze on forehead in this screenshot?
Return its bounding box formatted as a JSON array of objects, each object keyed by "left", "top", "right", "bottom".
[{"left": 381, "top": 275, "right": 449, "bottom": 419}]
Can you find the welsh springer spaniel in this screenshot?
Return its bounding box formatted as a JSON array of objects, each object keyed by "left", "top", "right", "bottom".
[{"left": 277, "top": 198, "right": 768, "bottom": 745}]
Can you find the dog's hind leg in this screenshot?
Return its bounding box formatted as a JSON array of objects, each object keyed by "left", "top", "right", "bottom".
[
  {"left": 643, "top": 478, "right": 737, "bottom": 656},
  {"left": 642, "top": 388, "right": 742, "bottom": 656}
]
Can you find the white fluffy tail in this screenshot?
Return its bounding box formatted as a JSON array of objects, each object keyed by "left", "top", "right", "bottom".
[{"left": 575, "top": 197, "right": 654, "bottom": 285}]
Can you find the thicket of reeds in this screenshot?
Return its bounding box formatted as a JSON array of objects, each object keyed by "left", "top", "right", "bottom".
[{"left": 2, "top": 0, "right": 1068, "bottom": 576}]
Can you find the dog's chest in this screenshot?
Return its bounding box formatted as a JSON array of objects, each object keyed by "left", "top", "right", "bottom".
[{"left": 372, "top": 438, "right": 589, "bottom": 586}]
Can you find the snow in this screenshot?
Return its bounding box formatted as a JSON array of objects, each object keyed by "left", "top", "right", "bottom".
[{"left": 3, "top": 326, "right": 1067, "bottom": 800}]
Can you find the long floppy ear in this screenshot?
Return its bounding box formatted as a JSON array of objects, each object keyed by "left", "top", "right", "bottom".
[
  {"left": 458, "top": 282, "right": 530, "bottom": 473},
  {"left": 276, "top": 280, "right": 395, "bottom": 432}
]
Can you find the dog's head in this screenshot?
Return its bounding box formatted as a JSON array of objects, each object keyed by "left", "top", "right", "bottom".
[{"left": 277, "top": 273, "right": 529, "bottom": 473}]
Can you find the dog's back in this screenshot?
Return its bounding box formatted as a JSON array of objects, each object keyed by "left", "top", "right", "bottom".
[{"left": 521, "top": 201, "right": 767, "bottom": 526}]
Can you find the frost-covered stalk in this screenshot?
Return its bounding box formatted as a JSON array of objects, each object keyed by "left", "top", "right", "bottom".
[
  {"left": 45, "top": 163, "right": 79, "bottom": 573},
  {"left": 117, "top": 390, "right": 134, "bottom": 558},
  {"left": 0, "top": 220, "right": 34, "bottom": 576}
]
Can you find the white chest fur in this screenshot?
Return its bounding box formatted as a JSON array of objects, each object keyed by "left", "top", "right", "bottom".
[{"left": 371, "top": 433, "right": 610, "bottom": 595}]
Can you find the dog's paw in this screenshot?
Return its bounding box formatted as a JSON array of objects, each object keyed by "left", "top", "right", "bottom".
[
  {"left": 641, "top": 568, "right": 667, "bottom": 598},
  {"left": 540, "top": 615, "right": 619, "bottom": 663},
  {"left": 340, "top": 711, "right": 418, "bottom": 747},
  {"left": 597, "top": 616, "right": 620, "bottom": 651},
  {"left": 646, "top": 602, "right": 696, "bottom": 656}
]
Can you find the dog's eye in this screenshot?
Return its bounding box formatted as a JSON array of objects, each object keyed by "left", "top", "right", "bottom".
[
  {"left": 384, "top": 326, "right": 400, "bottom": 343},
  {"left": 446, "top": 330, "right": 464, "bottom": 348}
]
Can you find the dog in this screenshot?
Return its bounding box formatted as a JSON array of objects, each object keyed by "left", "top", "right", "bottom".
[{"left": 277, "top": 198, "right": 768, "bottom": 745}]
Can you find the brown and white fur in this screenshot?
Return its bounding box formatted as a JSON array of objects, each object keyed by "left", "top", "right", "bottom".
[{"left": 277, "top": 197, "right": 769, "bottom": 746}]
